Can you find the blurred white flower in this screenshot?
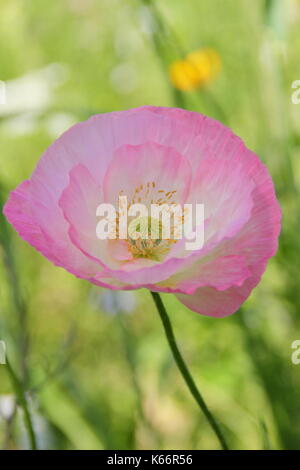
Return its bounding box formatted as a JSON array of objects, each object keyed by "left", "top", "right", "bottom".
[
  {"left": 0, "top": 63, "right": 69, "bottom": 117},
  {"left": 90, "top": 288, "right": 137, "bottom": 315},
  {"left": 0, "top": 395, "right": 15, "bottom": 421}
]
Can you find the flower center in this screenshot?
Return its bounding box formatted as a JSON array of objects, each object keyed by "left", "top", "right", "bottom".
[
  {"left": 117, "top": 182, "right": 180, "bottom": 261},
  {"left": 127, "top": 215, "right": 176, "bottom": 261}
]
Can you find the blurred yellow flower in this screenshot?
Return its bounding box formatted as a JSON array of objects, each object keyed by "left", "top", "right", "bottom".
[{"left": 169, "top": 48, "right": 221, "bottom": 91}]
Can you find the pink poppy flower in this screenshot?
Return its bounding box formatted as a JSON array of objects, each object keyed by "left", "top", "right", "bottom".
[{"left": 3, "top": 106, "right": 281, "bottom": 317}]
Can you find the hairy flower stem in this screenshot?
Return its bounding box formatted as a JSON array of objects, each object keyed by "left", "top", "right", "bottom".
[
  {"left": 6, "top": 358, "right": 37, "bottom": 450},
  {"left": 151, "top": 291, "right": 228, "bottom": 450}
]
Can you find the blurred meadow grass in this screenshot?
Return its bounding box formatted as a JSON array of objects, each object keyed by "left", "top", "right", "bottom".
[{"left": 0, "top": 0, "right": 300, "bottom": 450}]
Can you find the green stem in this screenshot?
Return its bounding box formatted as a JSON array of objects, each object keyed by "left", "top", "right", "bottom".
[
  {"left": 0, "top": 184, "right": 29, "bottom": 384},
  {"left": 151, "top": 291, "right": 228, "bottom": 450},
  {"left": 5, "top": 358, "right": 37, "bottom": 450}
]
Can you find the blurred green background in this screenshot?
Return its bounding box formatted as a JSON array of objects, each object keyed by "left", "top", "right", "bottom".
[{"left": 0, "top": 0, "right": 299, "bottom": 450}]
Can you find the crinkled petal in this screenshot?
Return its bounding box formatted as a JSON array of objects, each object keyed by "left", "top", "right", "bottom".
[
  {"left": 175, "top": 275, "right": 261, "bottom": 318},
  {"left": 3, "top": 180, "right": 103, "bottom": 279},
  {"left": 155, "top": 255, "right": 251, "bottom": 294}
]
